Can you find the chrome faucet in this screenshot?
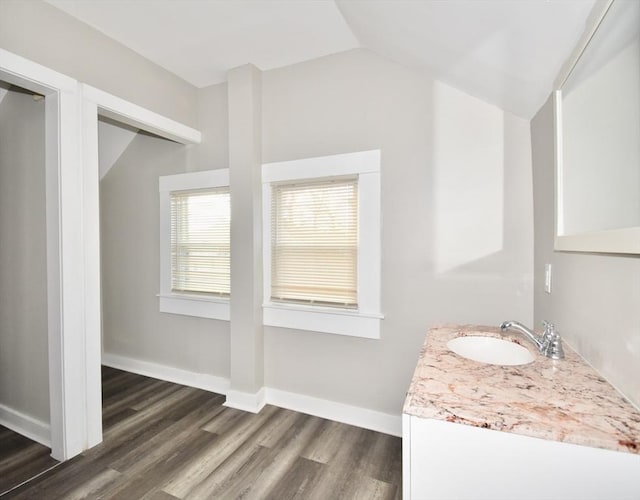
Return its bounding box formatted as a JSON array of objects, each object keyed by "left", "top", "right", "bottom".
[{"left": 500, "top": 320, "right": 564, "bottom": 360}]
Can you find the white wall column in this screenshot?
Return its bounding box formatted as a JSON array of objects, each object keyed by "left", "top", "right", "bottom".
[
  {"left": 45, "top": 88, "right": 88, "bottom": 460},
  {"left": 80, "top": 93, "right": 103, "bottom": 449},
  {"left": 226, "top": 64, "right": 265, "bottom": 412}
]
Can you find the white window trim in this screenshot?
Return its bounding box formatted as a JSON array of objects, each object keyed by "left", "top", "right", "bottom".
[
  {"left": 262, "top": 150, "right": 383, "bottom": 339},
  {"left": 159, "top": 169, "right": 230, "bottom": 321}
]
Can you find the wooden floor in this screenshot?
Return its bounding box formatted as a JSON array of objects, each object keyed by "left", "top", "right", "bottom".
[
  {"left": 1, "top": 366, "right": 402, "bottom": 499},
  {"left": 0, "top": 426, "right": 59, "bottom": 496}
]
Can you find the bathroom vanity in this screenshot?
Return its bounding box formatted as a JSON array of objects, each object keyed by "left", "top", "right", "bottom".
[{"left": 403, "top": 324, "right": 640, "bottom": 500}]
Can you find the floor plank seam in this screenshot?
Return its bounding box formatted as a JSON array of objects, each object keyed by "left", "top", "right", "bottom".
[{"left": 0, "top": 461, "right": 63, "bottom": 498}]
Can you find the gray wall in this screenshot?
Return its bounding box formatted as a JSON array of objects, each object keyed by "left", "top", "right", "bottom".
[
  {"left": 532, "top": 96, "right": 640, "bottom": 409},
  {"left": 196, "top": 83, "right": 229, "bottom": 171},
  {"left": 261, "top": 49, "right": 533, "bottom": 415},
  {"left": 0, "top": 0, "right": 198, "bottom": 127},
  {"left": 100, "top": 49, "right": 534, "bottom": 417},
  {"left": 0, "top": 88, "right": 50, "bottom": 423},
  {"left": 100, "top": 127, "right": 230, "bottom": 379}
]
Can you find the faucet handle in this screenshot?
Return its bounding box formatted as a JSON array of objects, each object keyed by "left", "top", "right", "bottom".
[{"left": 541, "top": 321, "right": 564, "bottom": 359}]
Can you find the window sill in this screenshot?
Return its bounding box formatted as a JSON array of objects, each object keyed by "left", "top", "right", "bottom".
[
  {"left": 263, "top": 302, "right": 382, "bottom": 339},
  {"left": 158, "top": 293, "right": 230, "bottom": 321}
]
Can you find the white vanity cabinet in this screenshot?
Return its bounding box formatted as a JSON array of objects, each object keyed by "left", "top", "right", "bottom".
[
  {"left": 403, "top": 325, "right": 640, "bottom": 500},
  {"left": 403, "top": 414, "right": 640, "bottom": 500}
]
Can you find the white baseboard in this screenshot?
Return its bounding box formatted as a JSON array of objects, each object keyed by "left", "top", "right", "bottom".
[
  {"left": 0, "top": 403, "right": 51, "bottom": 447},
  {"left": 266, "top": 388, "right": 402, "bottom": 437},
  {"left": 224, "top": 387, "right": 267, "bottom": 413},
  {"left": 102, "top": 352, "right": 230, "bottom": 395},
  {"left": 101, "top": 353, "right": 401, "bottom": 437}
]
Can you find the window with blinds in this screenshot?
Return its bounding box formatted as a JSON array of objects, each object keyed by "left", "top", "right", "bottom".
[
  {"left": 271, "top": 177, "right": 358, "bottom": 308},
  {"left": 170, "top": 187, "right": 230, "bottom": 296}
]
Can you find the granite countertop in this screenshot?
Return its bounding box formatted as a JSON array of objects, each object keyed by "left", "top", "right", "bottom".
[{"left": 403, "top": 324, "right": 640, "bottom": 454}]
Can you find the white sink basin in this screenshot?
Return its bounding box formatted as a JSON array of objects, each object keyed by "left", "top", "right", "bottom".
[{"left": 447, "top": 335, "right": 534, "bottom": 366}]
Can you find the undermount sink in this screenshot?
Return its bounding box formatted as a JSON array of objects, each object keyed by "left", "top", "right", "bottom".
[{"left": 447, "top": 335, "right": 535, "bottom": 366}]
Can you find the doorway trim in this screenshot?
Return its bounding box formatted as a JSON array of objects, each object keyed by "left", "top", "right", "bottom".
[
  {"left": 80, "top": 83, "right": 201, "bottom": 447},
  {"left": 0, "top": 48, "right": 85, "bottom": 461},
  {"left": 0, "top": 49, "right": 201, "bottom": 460}
]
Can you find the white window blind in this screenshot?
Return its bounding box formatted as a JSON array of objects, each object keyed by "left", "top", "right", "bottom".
[
  {"left": 170, "top": 187, "right": 230, "bottom": 296},
  {"left": 271, "top": 177, "right": 358, "bottom": 307}
]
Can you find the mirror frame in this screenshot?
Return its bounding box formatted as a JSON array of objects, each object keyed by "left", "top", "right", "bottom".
[{"left": 554, "top": 0, "right": 640, "bottom": 254}]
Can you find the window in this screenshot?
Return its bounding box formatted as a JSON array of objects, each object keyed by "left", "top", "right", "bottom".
[
  {"left": 159, "top": 169, "right": 230, "bottom": 320},
  {"left": 171, "top": 188, "right": 230, "bottom": 296},
  {"left": 262, "top": 151, "right": 382, "bottom": 339},
  {"left": 271, "top": 177, "right": 358, "bottom": 308}
]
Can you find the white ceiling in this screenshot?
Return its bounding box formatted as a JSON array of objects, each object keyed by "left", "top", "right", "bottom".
[{"left": 45, "top": 0, "right": 597, "bottom": 119}]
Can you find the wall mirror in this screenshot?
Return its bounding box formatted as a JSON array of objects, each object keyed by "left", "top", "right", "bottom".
[{"left": 554, "top": 0, "right": 640, "bottom": 254}]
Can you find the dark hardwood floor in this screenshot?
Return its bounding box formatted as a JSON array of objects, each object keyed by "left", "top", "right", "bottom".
[
  {"left": 1, "top": 366, "right": 402, "bottom": 499},
  {"left": 0, "top": 426, "right": 59, "bottom": 496}
]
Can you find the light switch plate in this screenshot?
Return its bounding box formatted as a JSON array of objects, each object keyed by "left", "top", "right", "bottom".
[{"left": 544, "top": 264, "right": 552, "bottom": 294}]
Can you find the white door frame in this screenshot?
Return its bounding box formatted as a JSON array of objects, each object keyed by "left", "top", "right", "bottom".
[
  {"left": 79, "top": 84, "right": 201, "bottom": 448},
  {"left": 0, "top": 48, "right": 201, "bottom": 460},
  {"left": 0, "top": 48, "right": 87, "bottom": 461}
]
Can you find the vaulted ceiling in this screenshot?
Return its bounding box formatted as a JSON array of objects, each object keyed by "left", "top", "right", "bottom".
[{"left": 45, "top": 0, "right": 597, "bottom": 119}]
